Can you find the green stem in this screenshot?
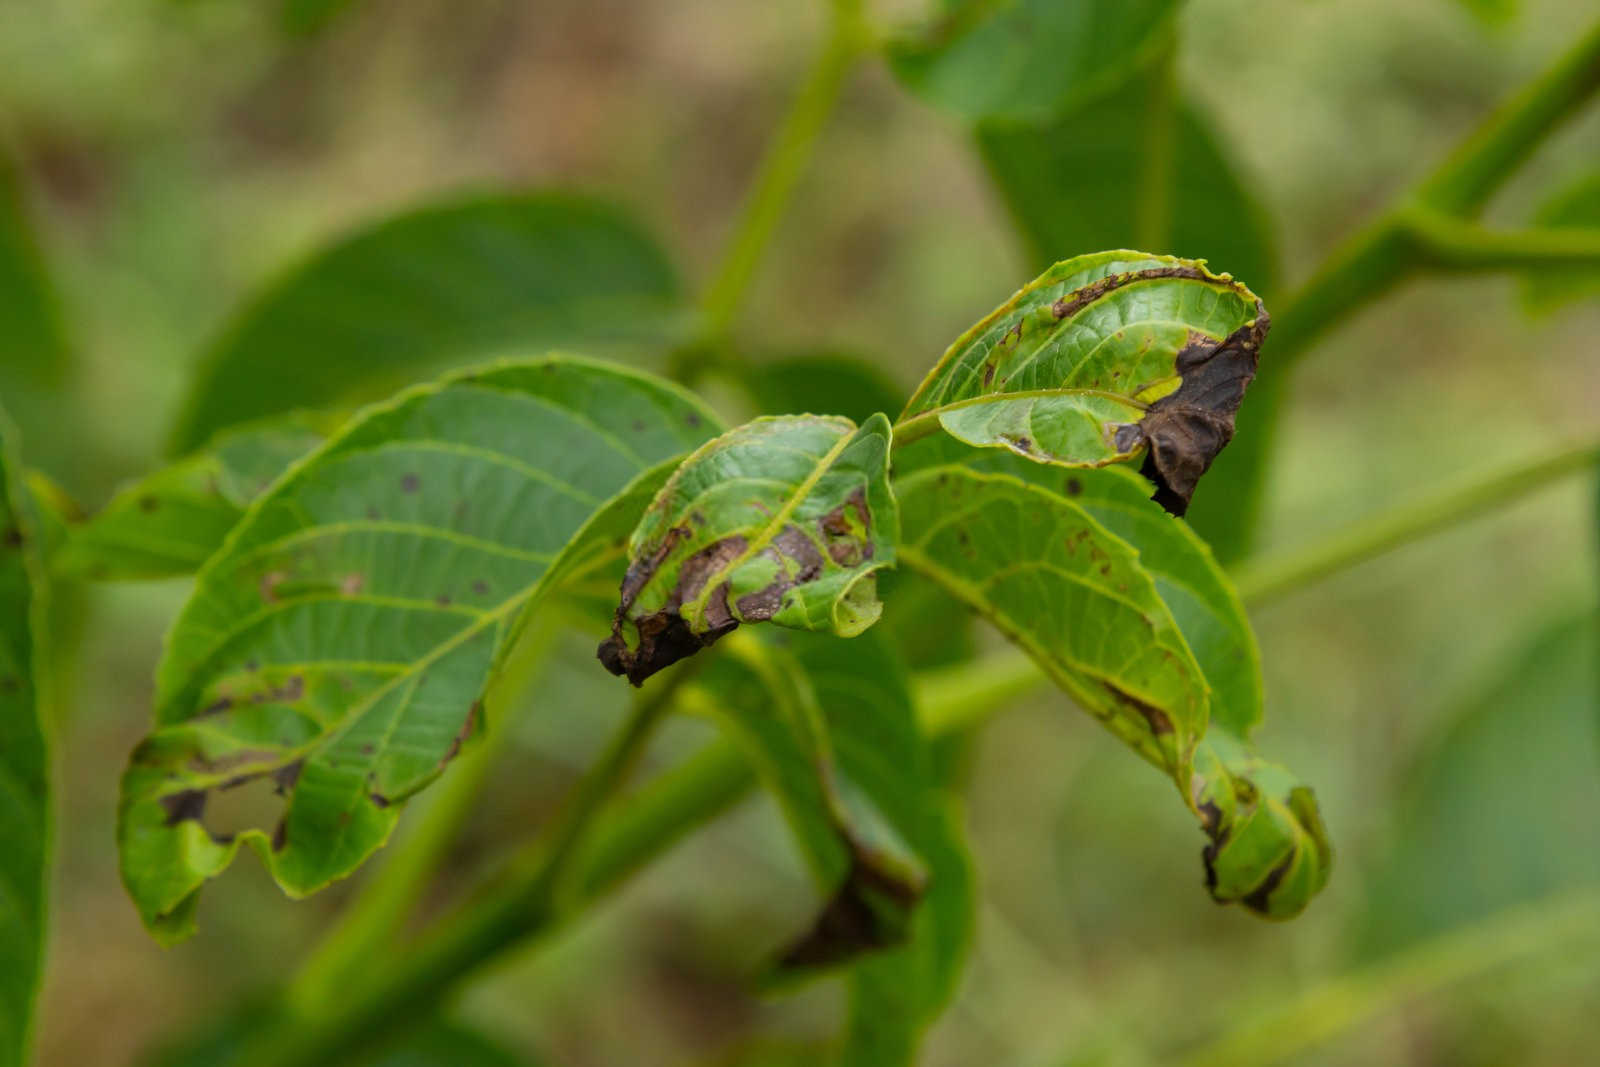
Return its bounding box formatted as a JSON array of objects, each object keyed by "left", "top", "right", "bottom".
[
  {"left": 238, "top": 663, "right": 691, "bottom": 1067},
  {"left": 1175, "top": 888, "right": 1600, "bottom": 1067},
  {"left": 1398, "top": 207, "right": 1600, "bottom": 272},
  {"left": 697, "top": 0, "right": 868, "bottom": 342},
  {"left": 1415, "top": 19, "right": 1600, "bottom": 217},
  {"left": 1231, "top": 436, "right": 1600, "bottom": 605}
]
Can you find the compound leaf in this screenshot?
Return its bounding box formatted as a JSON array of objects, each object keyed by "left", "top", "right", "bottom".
[
  {"left": 598, "top": 414, "right": 897, "bottom": 685},
  {"left": 885, "top": 0, "right": 1181, "bottom": 124},
  {"left": 899, "top": 252, "right": 1268, "bottom": 515},
  {"left": 170, "top": 194, "right": 686, "bottom": 453},
  {"left": 0, "top": 407, "right": 49, "bottom": 1067},
  {"left": 53, "top": 413, "right": 332, "bottom": 581},
  {"left": 119, "top": 355, "right": 719, "bottom": 943}
]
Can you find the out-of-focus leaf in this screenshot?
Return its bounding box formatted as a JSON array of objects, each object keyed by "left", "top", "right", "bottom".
[
  {"left": 0, "top": 154, "right": 70, "bottom": 391},
  {"left": 1359, "top": 613, "right": 1600, "bottom": 955},
  {"left": 119, "top": 356, "right": 720, "bottom": 944},
  {"left": 895, "top": 460, "right": 1330, "bottom": 916},
  {"left": 598, "top": 415, "right": 897, "bottom": 685},
  {"left": 0, "top": 407, "right": 49, "bottom": 1067},
  {"left": 978, "top": 80, "right": 1278, "bottom": 305},
  {"left": 53, "top": 413, "right": 333, "bottom": 581},
  {"left": 885, "top": 0, "right": 1180, "bottom": 124},
  {"left": 1452, "top": 0, "right": 1518, "bottom": 28},
  {"left": 1520, "top": 171, "right": 1600, "bottom": 316},
  {"left": 690, "top": 628, "right": 973, "bottom": 1063},
  {"left": 282, "top": 0, "right": 360, "bottom": 37},
  {"left": 170, "top": 194, "right": 687, "bottom": 453},
  {"left": 146, "top": 1011, "right": 531, "bottom": 1067},
  {"left": 746, "top": 352, "right": 907, "bottom": 427}
]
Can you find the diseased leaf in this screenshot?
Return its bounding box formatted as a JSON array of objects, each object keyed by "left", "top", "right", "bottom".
[
  {"left": 1520, "top": 171, "right": 1600, "bottom": 316},
  {"left": 53, "top": 413, "right": 332, "bottom": 581},
  {"left": 1358, "top": 613, "right": 1600, "bottom": 955},
  {"left": 896, "top": 464, "right": 1206, "bottom": 784},
  {"left": 899, "top": 252, "right": 1268, "bottom": 515},
  {"left": 977, "top": 70, "right": 1282, "bottom": 555},
  {"left": 0, "top": 408, "right": 49, "bottom": 1067},
  {"left": 598, "top": 415, "right": 897, "bottom": 685},
  {"left": 895, "top": 461, "right": 1330, "bottom": 916},
  {"left": 885, "top": 0, "right": 1180, "bottom": 124},
  {"left": 119, "top": 356, "right": 720, "bottom": 943},
  {"left": 170, "top": 194, "right": 686, "bottom": 453},
  {"left": 688, "top": 628, "right": 973, "bottom": 1063}
]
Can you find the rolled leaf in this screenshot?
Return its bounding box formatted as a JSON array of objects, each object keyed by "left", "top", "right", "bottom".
[
  {"left": 0, "top": 408, "right": 49, "bottom": 1067},
  {"left": 170, "top": 193, "right": 686, "bottom": 453},
  {"left": 53, "top": 413, "right": 332, "bottom": 580},
  {"left": 907, "top": 447, "right": 1330, "bottom": 916},
  {"left": 598, "top": 414, "right": 897, "bottom": 685},
  {"left": 119, "top": 356, "right": 720, "bottom": 943},
  {"left": 885, "top": 0, "right": 1180, "bottom": 124},
  {"left": 899, "top": 252, "right": 1268, "bottom": 515}
]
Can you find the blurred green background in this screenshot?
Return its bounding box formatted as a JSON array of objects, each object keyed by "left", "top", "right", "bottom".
[{"left": 2, "top": 0, "right": 1597, "bottom": 1064}]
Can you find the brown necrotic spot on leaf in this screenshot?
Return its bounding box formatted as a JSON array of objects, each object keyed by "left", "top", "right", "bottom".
[
  {"left": 817, "top": 487, "right": 872, "bottom": 567},
  {"left": 400, "top": 473, "right": 421, "bottom": 493},
  {"left": 598, "top": 532, "right": 750, "bottom": 686},
  {"left": 160, "top": 789, "right": 208, "bottom": 827},
  {"left": 1118, "top": 309, "right": 1269, "bottom": 515},
  {"left": 1103, "top": 681, "right": 1175, "bottom": 737},
  {"left": 1238, "top": 853, "right": 1294, "bottom": 914}
]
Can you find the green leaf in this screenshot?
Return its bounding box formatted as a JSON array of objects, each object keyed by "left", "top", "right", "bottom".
[
  {"left": 689, "top": 628, "right": 973, "bottom": 1064},
  {"left": 597, "top": 414, "right": 898, "bottom": 685},
  {"left": 1358, "top": 612, "right": 1600, "bottom": 955},
  {"left": 53, "top": 413, "right": 332, "bottom": 581},
  {"left": 896, "top": 463, "right": 1206, "bottom": 784},
  {"left": 1520, "top": 171, "right": 1600, "bottom": 315},
  {"left": 1452, "top": 0, "right": 1518, "bottom": 27},
  {"left": 119, "top": 355, "right": 720, "bottom": 943},
  {"left": 0, "top": 154, "right": 70, "bottom": 392},
  {"left": 885, "top": 0, "right": 1181, "bottom": 124},
  {"left": 746, "top": 351, "right": 908, "bottom": 428},
  {"left": 895, "top": 461, "right": 1331, "bottom": 916},
  {"left": 170, "top": 193, "right": 687, "bottom": 454},
  {"left": 898, "top": 252, "right": 1268, "bottom": 515},
  {"left": 0, "top": 408, "right": 49, "bottom": 1067},
  {"left": 282, "top": 0, "right": 360, "bottom": 36}
]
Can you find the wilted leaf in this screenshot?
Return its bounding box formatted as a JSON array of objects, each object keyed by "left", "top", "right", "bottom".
[
  {"left": 0, "top": 408, "right": 49, "bottom": 1067},
  {"left": 1358, "top": 613, "right": 1600, "bottom": 954},
  {"left": 898, "top": 252, "right": 1268, "bottom": 515},
  {"left": 53, "top": 413, "right": 332, "bottom": 581},
  {"left": 598, "top": 415, "right": 897, "bottom": 685},
  {"left": 119, "top": 356, "right": 720, "bottom": 943},
  {"left": 170, "top": 194, "right": 687, "bottom": 453},
  {"left": 1520, "top": 171, "right": 1600, "bottom": 316},
  {"left": 885, "top": 0, "right": 1180, "bottom": 124}
]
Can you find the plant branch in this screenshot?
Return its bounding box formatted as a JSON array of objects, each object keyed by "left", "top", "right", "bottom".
[
  {"left": 1174, "top": 888, "right": 1600, "bottom": 1067},
  {"left": 1231, "top": 436, "right": 1600, "bottom": 604},
  {"left": 1399, "top": 207, "right": 1600, "bottom": 272},
  {"left": 697, "top": 0, "right": 869, "bottom": 342},
  {"left": 1415, "top": 19, "right": 1600, "bottom": 217}
]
